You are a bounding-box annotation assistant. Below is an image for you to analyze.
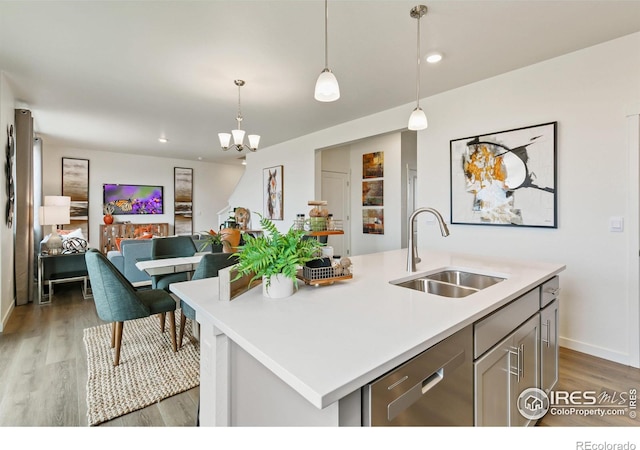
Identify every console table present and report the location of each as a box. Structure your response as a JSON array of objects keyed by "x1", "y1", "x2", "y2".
[
  {"x1": 99, "y1": 222, "x2": 169, "y2": 254},
  {"x1": 37, "y1": 252, "x2": 92, "y2": 304}
]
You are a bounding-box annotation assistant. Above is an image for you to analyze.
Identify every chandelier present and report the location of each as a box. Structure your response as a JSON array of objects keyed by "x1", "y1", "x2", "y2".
[{"x1": 218, "y1": 80, "x2": 260, "y2": 152}]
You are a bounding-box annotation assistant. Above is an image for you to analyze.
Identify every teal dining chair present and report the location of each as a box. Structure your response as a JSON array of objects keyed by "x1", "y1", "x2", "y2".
[
  {"x1": 85, "y1": 249, "x2": 177, "y2": 366},
  {"x1": 179, "y1": 252, "x2": 238, "y2": 348},
  {"x1": 150, "y1": 236, "x2": 197, "y2": 291}
]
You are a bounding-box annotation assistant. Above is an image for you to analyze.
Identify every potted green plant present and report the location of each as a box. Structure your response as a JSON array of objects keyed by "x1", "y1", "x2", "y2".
[
  {"x1": 198, "y1": 229, "x2": 227, "y2": 253},
  {"x1": 233, "y1": 213, "x2": 323, "y2": 298}
]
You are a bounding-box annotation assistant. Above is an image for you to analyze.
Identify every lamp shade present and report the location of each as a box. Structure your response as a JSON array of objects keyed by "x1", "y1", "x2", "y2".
[
  {"x1": 39, "y1": 206, "x2": 70, "y2": 226},
  {"x1": 44, "y1": 195, "x2": 71, "y2": 207},
  {"x1": 408, "y1": 107, "x2": 428, "y2": 131},
  {"x1": 248, "y1": 134, "x2": 261, "y2": 150},
  {"x1": 231, "y1": 129, "x2": 245, "y2": 146},
  {"x1": 314, "y1": 69, "x2": 340, "y2": 102},
  {"x1": 218, "y1": 133, "x2": 231, "y2": 149}
]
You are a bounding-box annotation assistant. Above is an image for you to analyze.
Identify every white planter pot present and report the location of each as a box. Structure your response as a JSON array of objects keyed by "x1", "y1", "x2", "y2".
[{"x1": 262, "y1": 274, "x2": 295, "y2": 299}]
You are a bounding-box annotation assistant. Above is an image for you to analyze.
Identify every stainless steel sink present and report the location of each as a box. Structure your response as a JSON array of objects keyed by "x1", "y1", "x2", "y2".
[
  {"x1": 425, "y1": 270, "x2": 504, "y2": 290},
  {"x1": 390, "y1": 269, "x2": 505, "y2": 298}
]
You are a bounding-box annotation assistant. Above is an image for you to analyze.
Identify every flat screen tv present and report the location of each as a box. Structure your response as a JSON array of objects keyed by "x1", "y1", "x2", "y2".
[{"x1": 103, "y1": 184, "x2": 164, "y2": 215}]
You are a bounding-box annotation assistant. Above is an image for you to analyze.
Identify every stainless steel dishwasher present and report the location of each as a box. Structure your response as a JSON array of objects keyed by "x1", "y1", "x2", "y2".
[{"x1": 362, "y1": 325, "x2": 473, "y2": 426}]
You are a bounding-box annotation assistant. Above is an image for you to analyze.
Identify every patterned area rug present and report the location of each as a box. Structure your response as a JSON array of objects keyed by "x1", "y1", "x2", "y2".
[{"x1": 83, "y1": 310, "x2": 199, "y2": 426}]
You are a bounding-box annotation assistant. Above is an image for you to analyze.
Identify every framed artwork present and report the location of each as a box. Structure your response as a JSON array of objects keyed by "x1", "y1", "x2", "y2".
[
  {"x1": 263, "y1": 165, "x2": 283, "y2": 220},
  {"x1": 62, "y1": 157, "x2": 89, "y2": 238},
  {"x1": 362, "y1": 180, "x2": 383, "y2": 206},
  {"x1": 5, "y1": 124, "x2": 14, "y2": 228},
  {"x1": 450, "y1": 121, "x2": 557, "y2": 228},
  {"x1": 362, "y1": 208, "x2": 384, "y2": 234},
  {"x1": 174, "y1": 167, "x2": 193, "y2": 235},
  {"x1": 362, "y1": 151, "x2": 384, "y2": 178}
]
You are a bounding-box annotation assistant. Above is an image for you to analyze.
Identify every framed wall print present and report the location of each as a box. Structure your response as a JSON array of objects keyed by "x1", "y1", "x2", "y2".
[
  {"x1": 174, "y1": 167, "x2": 193, "y2": 235},
  {"x1": 362, "y1": 151, "x2": 384, "y2": 178},
  {"x1": 362, "y1": 208, "x2": 384, "y2": 234},
  {"x1": 62, "y1": 157, "x2": 89, "y2": 238},
  {"x1": 263, "y1": 165, "x2": 283, "y2": 220},
  {"x1": 450, "y1": 121, "x2": 557, "y2": 228},
  {"x1": 362, "y1": 180, "x2": 383, "y2": 206}
]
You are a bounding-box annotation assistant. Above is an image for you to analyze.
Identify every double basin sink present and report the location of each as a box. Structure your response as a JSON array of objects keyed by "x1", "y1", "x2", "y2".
[{"x1": 390, "y1": 269, "x2": 505, "y2": 298}]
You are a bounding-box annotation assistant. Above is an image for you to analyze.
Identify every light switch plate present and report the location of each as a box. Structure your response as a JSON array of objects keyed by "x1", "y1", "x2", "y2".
[{"x1": 610, "y1": 216, "x2": 624, "y2": 232}]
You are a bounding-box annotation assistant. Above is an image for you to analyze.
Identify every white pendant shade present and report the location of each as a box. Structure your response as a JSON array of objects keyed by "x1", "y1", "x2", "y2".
[
  {"x1": 218, "y1": 133, "x2": 231, "y2": 149},
  {"x1": 408, "y1": 107, "x2": 428, "y2": 130},
  {"x1": 232, "y1": 129, "x2": 245, "y2": 146},
  {"x1": 314, "y1": 69, "x2": 340, "y2": 102},
  {"x1": 248, "y1": 134, "x2": 261, "y2": 149}
]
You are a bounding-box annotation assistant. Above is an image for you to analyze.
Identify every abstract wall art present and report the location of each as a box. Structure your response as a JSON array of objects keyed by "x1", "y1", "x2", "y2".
[
  {"x1": 62, "y1": 157, "x2": 89, "y2": 238},
  {"x1": 174, "y1": 167, "x2": 193, "y2": 235},
  {"x1": 450, "y1": 122, "x2": 557, "y2": 228},
  {"x1": 263, "y1": 165, "x2": 283, "y2": 220}
]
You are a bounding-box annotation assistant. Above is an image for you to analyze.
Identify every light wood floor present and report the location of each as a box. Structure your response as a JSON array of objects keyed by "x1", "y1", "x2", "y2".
[
  {"x1": 0, "y1": 281, "x2": 639, "y2": 427},
  {"x1": 0, "y1": 282, "x2": 197, "y2": 426}
]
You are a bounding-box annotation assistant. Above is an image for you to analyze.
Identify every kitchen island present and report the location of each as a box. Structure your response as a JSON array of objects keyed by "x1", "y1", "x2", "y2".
[{"x1": 170, "y1": 248, "x2": 565, "y2": 426}]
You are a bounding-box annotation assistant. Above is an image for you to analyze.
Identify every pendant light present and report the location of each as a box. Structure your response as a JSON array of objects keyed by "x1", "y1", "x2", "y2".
[
  {"x1": 408, "y1": 5, "x2": 428, "y2": 131},
  {"x1": 218, "y1": 80, "x2": 260, "y2": 152},
  {"x1": 314, "y1": 0, "x2": 340, "y2": 102}
]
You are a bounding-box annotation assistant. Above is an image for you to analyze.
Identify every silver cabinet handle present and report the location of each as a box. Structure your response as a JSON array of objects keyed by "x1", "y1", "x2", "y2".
[
  {"x1": 545, "y1": 287, "x2": 561, "y2": 296},
  {"x1": 508, "y1": 347, "x2": 521, "y2": 380},
  {"x1": 541, "y1": 319, "x2": 551, "y2": 348}
]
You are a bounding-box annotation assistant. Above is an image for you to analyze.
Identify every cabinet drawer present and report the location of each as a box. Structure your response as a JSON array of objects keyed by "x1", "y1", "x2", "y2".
[
  {"x1": 474, "y1": 287, "x2": 540, "y2": 359},
  {"x1": 540, "y1": 276, "x2": 560, "y2": 307}
]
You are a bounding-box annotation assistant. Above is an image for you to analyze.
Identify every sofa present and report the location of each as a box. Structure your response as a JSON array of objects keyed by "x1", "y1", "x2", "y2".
[{"x1": 107, "y1": 235, "x2": 212, "y2": 285}]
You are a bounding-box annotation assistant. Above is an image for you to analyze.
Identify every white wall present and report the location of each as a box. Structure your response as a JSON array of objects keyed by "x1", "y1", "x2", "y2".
[
  {"x1": 42, "y1": 145, "x2": 244, "y2": 249},
  {"x1": 0, "y1": 72, "x2": 16, "y2": 332},
  {"x1": 350, "y1": 132, "x2": 402, "y2": 255},
  {"x1": 231, "y1": 32, "x2": 640, "y2": 366}
]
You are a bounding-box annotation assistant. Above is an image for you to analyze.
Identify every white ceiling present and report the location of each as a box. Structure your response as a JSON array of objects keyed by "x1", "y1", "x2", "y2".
[{"x1": 1, "y1": 1, "x2": 639, "y2": 166}]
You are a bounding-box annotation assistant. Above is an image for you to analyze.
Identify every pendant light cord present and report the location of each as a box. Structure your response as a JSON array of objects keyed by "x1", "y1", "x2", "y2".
[
  {"x1": 415, "y1": 14, "x2": 421, "y2": 108},
  {"x1": 324, "y1": 0, "x2": 329, "y2": 69},
  {"x1": 237, "y1": 83, "x2": 242, "y2": 129}
]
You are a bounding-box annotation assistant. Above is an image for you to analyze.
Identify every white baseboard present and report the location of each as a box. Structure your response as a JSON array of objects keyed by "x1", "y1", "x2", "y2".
[{"x1": 560, "y1": 336, "x2": 637, "y2": 368}]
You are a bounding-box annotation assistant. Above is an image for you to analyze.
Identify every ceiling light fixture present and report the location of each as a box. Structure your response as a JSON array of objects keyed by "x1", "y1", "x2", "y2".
[
  {"x1": 158, "y1": 137, "x2": 168, "y2": 143},
  {"x1": 219, "y1": 80, "x2": 260, "y2": 152},
  {"x1": 314, "y1": 0, "x2": 340, "y2": 102},
  {"x1": 425, "y1": 52, "x2": 442, "y2": 64},
  {"x1": 408, "y1": 5, "x2": 428, "y2": 131}
]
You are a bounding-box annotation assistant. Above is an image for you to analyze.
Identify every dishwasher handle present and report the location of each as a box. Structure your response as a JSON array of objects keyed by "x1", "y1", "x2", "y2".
[{"x1": 387, "y1": 350, "x2": 464, "y2": 422}]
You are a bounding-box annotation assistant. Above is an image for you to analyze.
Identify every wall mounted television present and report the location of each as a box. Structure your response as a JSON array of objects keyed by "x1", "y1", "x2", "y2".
[{"x1": 103, "y1": 184, "x2": 164, "y2": 215}]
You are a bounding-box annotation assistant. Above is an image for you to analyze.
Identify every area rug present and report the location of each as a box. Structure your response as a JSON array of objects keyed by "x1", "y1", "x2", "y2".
[{"x1": 83, "y1": 310, "x2": 199, "y2": 426}]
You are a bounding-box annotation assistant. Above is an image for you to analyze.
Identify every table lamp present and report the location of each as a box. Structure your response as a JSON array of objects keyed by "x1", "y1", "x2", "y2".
[{"x1": 39, "y1": 196, "x2": 71, "y2": 255}]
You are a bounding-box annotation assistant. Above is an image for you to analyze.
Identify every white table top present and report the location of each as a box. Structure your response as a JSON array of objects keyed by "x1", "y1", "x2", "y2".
[
  {"x1": 170, "y1": 248, "x2": 565, "y2": 409},
  {"x1": 135, "y1": 254, "x2": 203, "y2": 275}
]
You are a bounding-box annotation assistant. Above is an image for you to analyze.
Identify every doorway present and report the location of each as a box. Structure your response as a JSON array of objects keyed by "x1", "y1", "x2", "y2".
[{"x1": 321, "y1": 170, "x2": 350, "y2": 257}]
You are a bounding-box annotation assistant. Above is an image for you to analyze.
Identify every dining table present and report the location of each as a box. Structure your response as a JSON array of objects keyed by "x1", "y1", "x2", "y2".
[{"x1": 135, "y1": 254, "x2": 204, "y2": 278}]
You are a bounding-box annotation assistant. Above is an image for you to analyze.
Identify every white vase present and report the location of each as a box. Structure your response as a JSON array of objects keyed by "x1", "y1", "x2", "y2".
[{"x1": 262, "y1": 274, "x2": 295, "y2": 299}]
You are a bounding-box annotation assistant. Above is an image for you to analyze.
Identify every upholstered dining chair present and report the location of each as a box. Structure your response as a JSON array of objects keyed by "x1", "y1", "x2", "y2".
[
  {"x1": 150, "y1": 235, "x2": 198, "y2": 291},
  {"x1": 85, "y1": 249, "x2": 177, "y2": 366},
  {"x1": 179, "y1": 252, "x2": 239, "y2": 348}
]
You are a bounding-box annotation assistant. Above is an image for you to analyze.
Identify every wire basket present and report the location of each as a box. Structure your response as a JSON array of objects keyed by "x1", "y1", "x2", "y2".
[{"x1": 300, "y1": 263, "x2": 352, "y2": 286}]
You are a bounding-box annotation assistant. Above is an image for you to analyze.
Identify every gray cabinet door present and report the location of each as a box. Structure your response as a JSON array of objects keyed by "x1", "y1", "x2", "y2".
[
  {"x1": 474, "y1": 334, "x2": 513, "y2": 426},
  {"x1": 511, "y1": 314, "x2": 540, "y2": 426},
  {"x1": 475, "y1": 313, "x2": 540, "y2": 426},
  {"x1": 540, "y1": 299, "x2": 559, "y2": 394}
]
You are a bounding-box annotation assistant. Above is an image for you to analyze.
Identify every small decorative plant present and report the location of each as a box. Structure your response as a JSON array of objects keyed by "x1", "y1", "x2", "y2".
[
  {"x1": 233, "y1": 213, "x2": 323, "y2": 289},
  {"x1": 198, "y1": 229, "x2": 228, "y2": 252},
  {"x1": 103, "y1": 203, "x2": 115, "y2": 215}
]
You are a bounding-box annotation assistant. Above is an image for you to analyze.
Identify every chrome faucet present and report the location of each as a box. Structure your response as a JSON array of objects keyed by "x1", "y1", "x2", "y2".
[{"x1": 407, "y1": 207, "x2": 450, "y2": 272}]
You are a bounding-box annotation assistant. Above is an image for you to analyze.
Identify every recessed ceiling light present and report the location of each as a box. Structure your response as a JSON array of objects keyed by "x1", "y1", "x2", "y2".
[
  {"x1": 197, "y1": 156, "x2": 203, "y2": 161},
  {"x1": 425, "y1": 52, "x2": 443, "y2": 64},
  {"x1": 158, "y1": 137, "x2": 168, "y2": 143}
]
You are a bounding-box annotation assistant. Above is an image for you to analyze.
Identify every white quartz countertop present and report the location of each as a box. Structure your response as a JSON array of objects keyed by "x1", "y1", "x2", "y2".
[{"x1": 170, "y1": 248, "x2": 565, "y2": 409}]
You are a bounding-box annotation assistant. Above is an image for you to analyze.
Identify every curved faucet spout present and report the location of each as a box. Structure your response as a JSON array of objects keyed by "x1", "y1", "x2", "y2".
[{"x1": 407, "y1": 207, "x2": 450, "y2": 272}]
